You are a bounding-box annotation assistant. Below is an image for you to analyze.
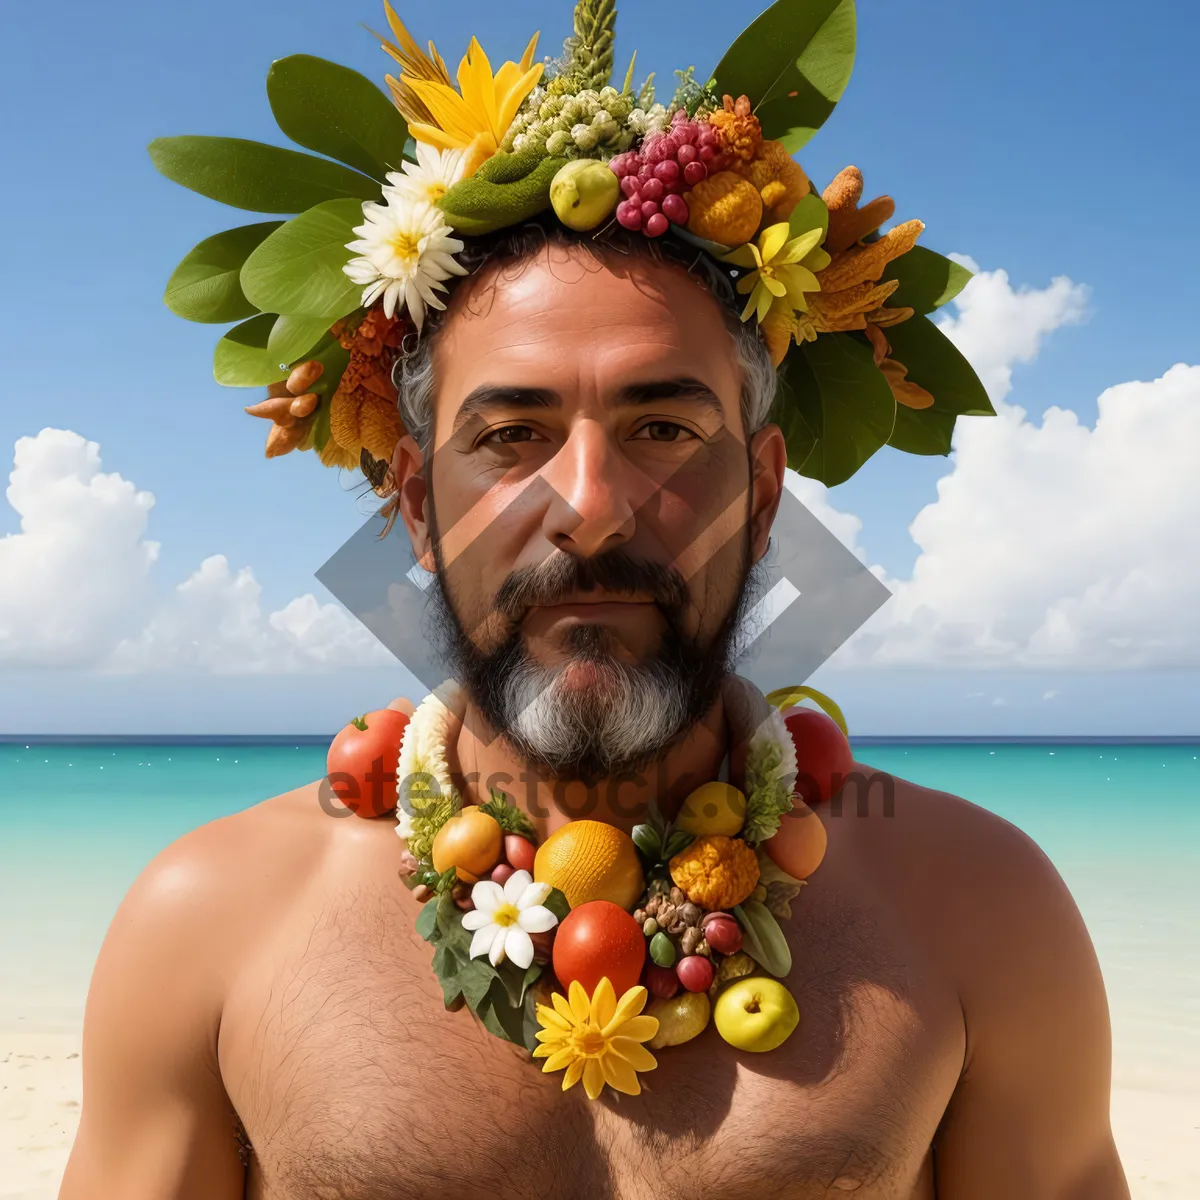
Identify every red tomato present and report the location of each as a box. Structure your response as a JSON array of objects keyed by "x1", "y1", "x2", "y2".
[
  {"x1": 553, "y1": 901, "x2": 646, "y2": 998},
  {"x1": 326, "y1": 709, "x2": 410, "y2": 819},
  {"x1": 783, "y1": 707, "x2": 854, "y2": 806}
]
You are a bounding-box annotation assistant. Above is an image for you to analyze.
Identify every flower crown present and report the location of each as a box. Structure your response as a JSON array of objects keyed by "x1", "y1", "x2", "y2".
[{"x1": 152, "y1": 0, "x2": 993, "y2": 490}]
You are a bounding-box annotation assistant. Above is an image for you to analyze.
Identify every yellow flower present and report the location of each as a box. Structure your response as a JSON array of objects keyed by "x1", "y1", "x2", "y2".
[
  {"x1": 722, "y1": 223, "x2": 830, "y2": 326},
  {"x1": 378, "y1": 4, "x2": 542, "y2": 178},
  {"x1": 533, "y1": 979, "x2": 659, "y2": 1100}
]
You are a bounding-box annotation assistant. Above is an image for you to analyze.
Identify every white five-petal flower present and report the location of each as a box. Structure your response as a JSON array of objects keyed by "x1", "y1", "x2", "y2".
[
  {"x1": 343, "y1": 193, "x2": 467, "y2": 331},
  {"x1": 461, "y1": 870, "x2": 558, "y2": 970},
  {"x1": 385, "y1": 145, "x2": 468, "y2": 208}
]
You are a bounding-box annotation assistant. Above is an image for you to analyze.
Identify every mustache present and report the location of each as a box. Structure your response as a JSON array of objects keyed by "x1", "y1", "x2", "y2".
[{"x1": 491, "y1": 551, "x2": 689, "y2": 622}]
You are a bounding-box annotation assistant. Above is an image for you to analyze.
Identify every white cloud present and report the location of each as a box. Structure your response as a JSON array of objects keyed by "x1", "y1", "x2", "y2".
[
  {"x1": 0, "y1": 429, "x2": 387, "y2": 672},
  {"x1": 830, "y1": 263, "x2": 1200, "y2": 669},
  {"x1": 938, "y1": 254, "x2": 1089, "y2": 402}
]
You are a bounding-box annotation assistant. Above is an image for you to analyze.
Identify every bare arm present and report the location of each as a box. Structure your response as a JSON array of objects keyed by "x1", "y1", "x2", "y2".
[
  {"x1": 934, "y1": 812, "x2": 1129, "y2": 1198},
  {"x1": 60, "y1": 827, "x2": 246, "y2": 1199}
]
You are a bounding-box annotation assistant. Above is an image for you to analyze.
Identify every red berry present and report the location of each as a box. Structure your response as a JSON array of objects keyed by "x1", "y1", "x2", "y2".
[
  {"x1": 645, "y1": 963, "x2": 679, "y2": 999},
  {"x1": 641, "y1": 177, "x2": 665, "y2": 202},
  {"x1": 637, "y1": 162, "x2": 655, "y2": 182},
  {"x1": 698, "y1": 128, "x2": 718, "y2": 149},
  {"x1": 684, "y1": 161, "x2": 708, "y2": 186},
  {"x1": 698, "y1": 144, "x2": 716, "y2": 163},
  {"x1": 620, "y1": 175, "x2": 641, "y2": 200},
  {"x1": 640, "y1": 200, "x2": 660, "y2": 223},
  {"x1": 676, "y1": 955, "x2": 714, "y2": 992},
  {"x1": 645, "y1": 212, "x2": 669, "y2": 238},
  {"x1": 655, "y1": 160, "x2": 680, "y2": 183},
  {"x1": 490, "y1": 863, "x2": 515, "y2": 886},
  {"x1": 701, "y1": 916, "x2": 742, "y2": 955},
  {"x1": 504, "y1": 833, "x2": 536, "y2": 874},
  {"x1": 616, "y1": 200, "x2": 643, "y2": 230},
  {"x1": 662, "y1": 193, "x2": 689, "y2": 224},
  {"x1": 677, "y1": 143, "x2": 698, "y2": 166}
]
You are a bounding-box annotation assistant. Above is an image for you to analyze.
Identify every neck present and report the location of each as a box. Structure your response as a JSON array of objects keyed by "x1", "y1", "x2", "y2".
[{"x1": 451, "y1": 695, "x2": 731, "y2": 838}]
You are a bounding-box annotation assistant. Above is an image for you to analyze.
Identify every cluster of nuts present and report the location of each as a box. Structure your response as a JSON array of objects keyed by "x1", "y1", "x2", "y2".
[{"x1": 634, "y1": 886, "x2": 710, "y2": 959}]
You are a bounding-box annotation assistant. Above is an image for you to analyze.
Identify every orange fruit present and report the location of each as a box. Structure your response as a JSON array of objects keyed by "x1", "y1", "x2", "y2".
[
  {"x1": 432, "y1": 806, "x2": 503, "y2": 883},
  {"x1": 534, "y1": 820, "x2": 644, "y2": 911},
  {"x1": 763, "y1": 800, "x2": 827, "y2": 880},
  {"x1": 553, "y1": 901, "x2": 646, "y2": 997}
]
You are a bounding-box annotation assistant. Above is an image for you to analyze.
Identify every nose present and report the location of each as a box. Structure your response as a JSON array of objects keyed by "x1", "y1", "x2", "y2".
[{"x1": 540, "y1": 420, "x2": 640, "y2": 558}]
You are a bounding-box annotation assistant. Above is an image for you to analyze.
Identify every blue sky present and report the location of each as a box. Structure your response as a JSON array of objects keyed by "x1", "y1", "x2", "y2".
[{"x1": 0, "y1": 0, "x2": 1197, "y2": 734}]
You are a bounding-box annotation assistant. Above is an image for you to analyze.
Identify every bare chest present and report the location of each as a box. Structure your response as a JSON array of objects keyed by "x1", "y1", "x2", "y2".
[{"x1": 219, "y1": 874, "x2": 963, "y2": 1200}]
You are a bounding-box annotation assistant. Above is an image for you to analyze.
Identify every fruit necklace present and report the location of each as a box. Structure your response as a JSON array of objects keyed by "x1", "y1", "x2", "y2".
[{"x1": 390, "y1": 676, "x2": 846, "y2": 1101}]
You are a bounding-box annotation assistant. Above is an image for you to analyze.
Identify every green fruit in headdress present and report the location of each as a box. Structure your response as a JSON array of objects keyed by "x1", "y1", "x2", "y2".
[
  {"x1": 550, "y1": 160, "x2": 620, "y2": 231},
  {"x1": 439, "y1": 151, "x2": 569, "y2": 236}
]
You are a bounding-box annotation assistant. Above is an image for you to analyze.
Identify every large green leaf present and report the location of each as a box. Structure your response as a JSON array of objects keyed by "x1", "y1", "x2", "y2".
[
  {"x1": 267, "y1": 55, "x2": 409, "y2": 182},
  {"x1": 163, "y1": 222, "x2": 282, "y2": 324},
  {"x1": 711, "y1": 0, "x2": 856, "y2": 152},
  {"x1": 783, "y1": 332, "x2": 895, "y2": 486},
  {"x1": 148, "y1": 136, "x2": 380, "y2": 213},
  {"x1": 305, "y1": 334, "x2": 353, "y2": 452},
  {"x1": 788, "y1": 189, "x2": 829, "y2": 239},
  {"x1": 880, "y1": 247, "x2": 973, "y2": 316},
  {"x1": 887, "y1": 406, "x2": 956, "y2": 456},
  {"x1": 266, "y1": 314, "x2": 331, "y2": 366},
  {"x1": 768, "y1": 382, "x2": 817, "y2": 473},
  {"x1": 240, "y1": 199, "x2": 364, "y2": 321},
  {"x1": 884, "y1": 317, "x2": 995, "y2": 416},
  {"x1": 213, "y1": 314, "x2": 289, "y2": 387}
]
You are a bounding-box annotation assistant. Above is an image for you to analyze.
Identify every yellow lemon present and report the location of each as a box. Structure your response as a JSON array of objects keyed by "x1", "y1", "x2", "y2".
[
  {"x1": 534, "y1": 820, "x2": 644, "y2": 911},
  {"x1": 675, "y1": 782, "x2": 746, "y2": 837}
]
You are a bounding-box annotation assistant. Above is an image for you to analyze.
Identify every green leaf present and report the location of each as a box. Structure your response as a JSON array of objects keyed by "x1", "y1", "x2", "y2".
[
  {"x1": 163, "y1": 222, "x2": 282, "y2": 323},
  {"x1": 711, "y1": 0, "x2": 856, "y2": 152},
  {"x1": 267, "y1": 55, "x2": 409, "y2": 183},
  {"x1": 768, "y1": 383, "x2": 818, "y2": 473},
  {"x1": 884, "y1": 317, "x2": 995, "y2": 417},
  {"x1": 543, "y1": 888, "x2": 571, "y2": 924},
  {"x1": 303, "y1": 333, "x2": 352, "y2": 452},
  {"x1": 480, "y1": 789, "x2": 537, "y2": 840},
  {"x1": 788, "y1": 189, "x2": 829, "y2": 239},
  {"x1": 880, "y1": 247, "x2": 973, "y2": 315},
  {"x1": 783, "y1": 332, "x2": 895, "y2": 486},
  {"x1": 475, "y1": 977, "x2": 528, "y2": 1045},
  {"x1": 266, "y1": 315, "x2": 330, "y2": 366},
  {"x1": 148, "y1": 136, "x2": 380, "y2": 213},
  {"x1": 887, "y1": 407, "x2": 956, "y2": 457},
  {"x1": 415, "y1": 897, "x2": 438, "y2": 942},
  {"x1": 213, "y1": 314, "x2": 289, "y2": 387},
  {"x1": 240, "y1": 198, "x2": 364, "y2": 321}
]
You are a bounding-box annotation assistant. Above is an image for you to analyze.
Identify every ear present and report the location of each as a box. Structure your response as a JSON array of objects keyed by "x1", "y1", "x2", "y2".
[
  {"x1": 391, "y1": 433, "x2": 435, "y2": 571},
  {"x1": 747, "y1": 423, "x2": 787, "y2": 564}
]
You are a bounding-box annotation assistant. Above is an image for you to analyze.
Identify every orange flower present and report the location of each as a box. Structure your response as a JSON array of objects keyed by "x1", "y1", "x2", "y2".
[
  {"x1": 669, "y1": 835, "x2": 760, "y2": 910},
  {"x1": 708, "y1": 94, "x2": 763, "y2": 163}
]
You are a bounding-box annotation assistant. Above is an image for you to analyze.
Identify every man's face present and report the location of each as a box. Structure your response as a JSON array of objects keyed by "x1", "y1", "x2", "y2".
[{"x1": 395, "y1": 243, "x2": 786, "y2": 776}]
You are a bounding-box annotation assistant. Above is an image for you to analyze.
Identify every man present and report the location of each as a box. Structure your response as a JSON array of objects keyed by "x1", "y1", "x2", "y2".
[{"x1": 61, "y1": 228, "x2": 1129, "y2": 1198}]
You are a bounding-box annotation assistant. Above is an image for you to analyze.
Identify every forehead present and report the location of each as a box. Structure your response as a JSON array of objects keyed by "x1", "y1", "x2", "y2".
[{"x1": 429, "y1": 246, "x2": 744, "y2": 429}]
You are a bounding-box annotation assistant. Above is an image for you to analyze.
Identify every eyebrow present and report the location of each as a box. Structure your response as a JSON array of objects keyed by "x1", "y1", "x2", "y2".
[{"x1": 451, "y1": 376, "x2": 725, "y2": 435}]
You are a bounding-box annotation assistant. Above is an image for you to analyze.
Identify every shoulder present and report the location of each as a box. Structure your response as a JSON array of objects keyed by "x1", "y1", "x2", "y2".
[{"x1": 838, "y1": 761, "x2": 1105, "y2": 1054}]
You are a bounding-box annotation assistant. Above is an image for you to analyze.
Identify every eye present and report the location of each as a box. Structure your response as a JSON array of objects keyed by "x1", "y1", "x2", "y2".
[
  {"x1": 632, "y1": 421, "x2": 699, "y2": 443},
  {"x1": 480, "y1": 424, "x2": 539, "y2": 446}
]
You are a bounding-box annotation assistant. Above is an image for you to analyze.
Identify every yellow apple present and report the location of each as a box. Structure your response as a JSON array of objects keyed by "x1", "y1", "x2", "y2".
[{"x1": 713, "y1": 976, "x2": 799, "y2": 1052}]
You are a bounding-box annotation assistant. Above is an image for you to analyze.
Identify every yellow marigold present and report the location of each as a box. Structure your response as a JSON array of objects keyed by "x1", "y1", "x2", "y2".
[
  {"x1": 669, "y1": 835, "x2": 760, "y2": 910},
  {"x1": 732, "y1": 141, "x2": 810, "y2": 225},
  {"x1": 708, "y1": 94, "x2": 763, "y2": 163},
  {"x1": 686, "y1": 171, "x2": 763, "y2": 248}
]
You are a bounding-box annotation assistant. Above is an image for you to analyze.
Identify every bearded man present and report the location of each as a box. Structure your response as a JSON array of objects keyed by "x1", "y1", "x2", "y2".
[{"x1": 62, "y1": 225, "x2": 1130, "y2": 1198}]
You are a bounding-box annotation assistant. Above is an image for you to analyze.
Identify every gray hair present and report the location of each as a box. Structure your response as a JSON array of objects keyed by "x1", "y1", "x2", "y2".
[{"x1": 393, "y1": 221, "x2": 779, "y2": 453}]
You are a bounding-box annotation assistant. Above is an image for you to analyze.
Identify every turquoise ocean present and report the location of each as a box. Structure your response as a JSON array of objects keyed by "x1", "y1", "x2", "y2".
[{"x1": 2, "y1": 739, "x2": 1198, "y2": 1103}]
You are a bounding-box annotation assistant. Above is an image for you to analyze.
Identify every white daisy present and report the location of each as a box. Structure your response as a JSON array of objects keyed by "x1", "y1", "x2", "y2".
[
  {"x1": 461, "y1": 870, "x2": 559, "y2": 969},
  {"x1": 343, "y1": 194, "x2": 467, "y2": 330},
  {"x1": 385, "y1": 145, "x2": 468, "y2": 207}
]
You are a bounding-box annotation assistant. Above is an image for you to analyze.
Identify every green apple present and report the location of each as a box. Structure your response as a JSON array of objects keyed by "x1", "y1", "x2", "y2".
[
  {"x1": 550, "y1": 160, "x2": 620, "y2": 231},
  {"x1": 713, "y1": 976, "x2": 799, "y2": 1052}
]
